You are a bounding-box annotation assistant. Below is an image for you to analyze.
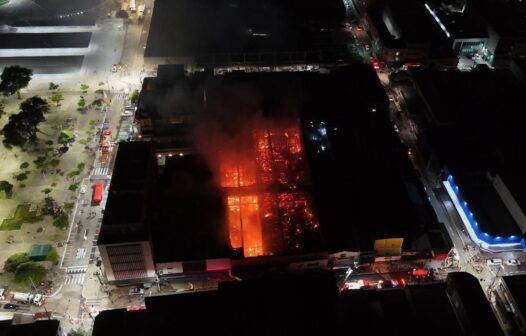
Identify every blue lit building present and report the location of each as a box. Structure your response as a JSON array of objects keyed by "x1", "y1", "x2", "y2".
[{"x1": 444, "y1": 173, "x2": 526, "y2": 251}]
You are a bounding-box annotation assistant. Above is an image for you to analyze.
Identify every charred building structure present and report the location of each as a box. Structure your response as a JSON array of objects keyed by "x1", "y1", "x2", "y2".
[{"x1": 98, "y1": 64, "x2": 449, "y2": 284}]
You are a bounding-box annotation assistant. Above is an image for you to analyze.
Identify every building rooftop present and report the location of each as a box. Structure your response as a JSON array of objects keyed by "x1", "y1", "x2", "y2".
[
  {"x1": 410, "y1": 67, "x2": 526, "y2": 173},
  {"x1": 453, "y1": 172, "x2": 523, "y2": 238},
  {"x1": 0, "y1": 0, "x2": 102, "y2": 26},
  {"x1": 0, "y1": 56, "x2": 84, "y2": 75},
  {"x1": 145, "y1": 0, "x2": 346, "y2": 60},
  {"x1": 151, "y1": 155, "x2": 232, "y2": 263},
  {"x1": 469, "y1": 0, "x2": 526, "y2": 37},
  {"x1": 97, "y1": 142, "x2": 155, "y2": 245},
  {"x1": 299, "y1": 67, "x2": 443, "y2": 252},
  {"x1": 0, "y1": 33, "x2": 91, "y2": 49},
  {"x1": 0, "y1": 319, "x2": 61, "y2": 336},
  {"x1": 502, "y1": 275, "x2": 526, "y2": 320},
  {"x1": 93, "y1": 271, "x2": 499, "y2": 336}
]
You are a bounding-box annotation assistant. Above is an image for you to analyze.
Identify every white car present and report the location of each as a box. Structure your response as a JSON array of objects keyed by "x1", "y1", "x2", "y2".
[
  {"x1": 505, "y1": 259, "x2": 521, "y2": 266},
  {"x1": 486, "y1": 258, "x2": 503, "y2": 266},
  {"x1": 121, "y1": 111, "x2": 133, "y2": 117},
  {"x1": 80, "y1": 184, "x2": 87, "y2": 194}
]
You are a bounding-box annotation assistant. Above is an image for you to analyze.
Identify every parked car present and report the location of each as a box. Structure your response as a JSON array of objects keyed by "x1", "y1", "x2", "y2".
[
  {"x1": 111, "y1": 64, "x2": 118, "y2": 73},
  {"x1": 486, "y1": 258, "x2": 503, "y2": 266},
  {"x1": 80, "y1": 184, "x2": 87, "y2": 194},
  {"x1": 128, "y1": 287, "x2": 144, "y2": 295},
  {"x1": 505, "y1": 259, "x2": 521, "y2": 266},
  {"x1": 121, "y1": 111, "x2": 133, "y2": 117},
  {"x1": 3, "y1": 303, "x2": 18, "y2": 310}
]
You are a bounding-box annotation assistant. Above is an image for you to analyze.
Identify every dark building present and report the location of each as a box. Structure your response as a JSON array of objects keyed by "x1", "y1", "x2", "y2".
[
  {"x1": 407, "y1": 67, "x2": 526, "y2": 249},
  {"x1": 364, "y1": 0, "x2": 459, "y2": 67},
  {"x1": 495, "y1": 274, "x2": 526, "y2": 334},
  {"x1": 97, "y1": 142, "x2": 157, "y2": 284},
  {"x1": 0, "y1": 318, "x2": 61, "y2": 336},
  {"x1": 144, "y1": 0, "x2": 349, "y2": 69},
  {"x1": 98, "y1": 64, "x2": 449, "y2": 283},
  {"x1": 0, "y1": 0, "x2": 102, "y2": 74},
  {"x1": 93, "y1": 271, "x2": 502, "y2": 336},
  {"x1": 466, "y1": 0, "x2": 526, "y2": 66}
]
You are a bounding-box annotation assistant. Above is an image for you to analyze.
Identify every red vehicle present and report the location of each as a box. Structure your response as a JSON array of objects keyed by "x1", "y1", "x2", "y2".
[{"x1": 92, "y1": 182, "x2": 104, "y2": 205}]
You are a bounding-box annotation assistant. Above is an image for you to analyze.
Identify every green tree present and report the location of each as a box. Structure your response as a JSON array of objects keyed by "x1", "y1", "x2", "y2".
[
  {"x1": 50, "y1": 93, "x2": 64, "y2": 107},
  {"x1": 2, "y1": 96, "x2": 49, "y2": 147},
  {"x1": 77, "y1": 97, "x2": 86, "y2": 108},
  {"x1": 0, "y1": 66, "x2": 32, "y2": 99},
  {"x1": 52, "y1": 212, "x2": 69, "y2": 229},
  {"x1": 4, "y1": 252, "x2": 29, "y2": 272},
  {"x1": 45, "y1": 248, "x2": 59, "y2": 264},
  {"x1": 80, "y1": 84, "x2": 89, "y2": 93},
  {"x1": 48, "y1": 82, "x2": 59, "y2": 91},
  {"x1": 0, "y1": 180, "x2": 13, "y2": 197},
  {"x1": 69, "y1": 328, "x2": 89, "y2": 336},
  {"x1": 20, "y1": 162, "x2": 29, "y2": 169},
  {"x1": 14, "y1": 261, "x2": 47, "y2": 285},
  {"x1": 130, "y1": 89, "x2": 139, "y2": 105},
  {"x1": 41, "y1": 188, "x2": 52, "y2": 195},
  {"x1": 0, "y1": 100, "x2": 5, "y2": 119}
]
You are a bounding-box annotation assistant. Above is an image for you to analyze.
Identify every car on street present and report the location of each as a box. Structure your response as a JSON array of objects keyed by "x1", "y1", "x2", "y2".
[
  {"x1": 505, "y1": 259, "x2": 521, "y2": 266},
  {"x1": 3, "y1": 303, "x2": 18, "y2": 310},
  {"x1": 80, "y1": 184, "x2": 87, "y2": 194},
  {"x1": 111, "y1": 64, "x2": 118, "y2": 73},
  {"x1": 129, "y1": 287, "x2": 144, "y2": 295},
  {"x1": 121, "y1": 111, "x2": 133, "y2": 117},
  {"x1": 487, "y1": 258, "x2": 503, "y2": 266}
]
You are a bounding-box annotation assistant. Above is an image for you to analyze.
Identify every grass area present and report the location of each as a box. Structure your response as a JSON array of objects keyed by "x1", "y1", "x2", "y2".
[
  {"x1": 0, "y1": 0, "x2": 9, "y2": 6},
  {"x1": 0, "y1": 204, "x2": 43, "y2": 230}
]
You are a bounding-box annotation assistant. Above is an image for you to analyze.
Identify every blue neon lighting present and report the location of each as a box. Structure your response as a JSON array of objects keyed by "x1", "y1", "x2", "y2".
[{"x1": 447, "y1": 174, "x2": 526, "y2": 248}]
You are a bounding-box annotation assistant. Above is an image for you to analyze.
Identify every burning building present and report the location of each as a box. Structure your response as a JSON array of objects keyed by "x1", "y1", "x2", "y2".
[{"x1": 219, "y1": 120, "x2": 319, "y2": 257}]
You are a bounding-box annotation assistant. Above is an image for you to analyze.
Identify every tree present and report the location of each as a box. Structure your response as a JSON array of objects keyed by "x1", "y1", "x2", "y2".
[
  {"x1": 0, "y1": 180, "x2": 13, "y2": 197},
  {"x1": 130, "y1": 89, "x2": 139, "y2": 105},
  {"x1": 50, "y1": 93, "x2": 64, "y2": 107},
  {"x1": 52, "y1": 212, "x2": 68, "y2": 229},
  {"x1": 2, "y1": 96, "x2": 49, "y2": 147},
  {"x1": 48, "y1": 82, "x2": 59, "y2": 91},
  {"x1": 45, "y1": 248, "x2": 59, "y2": 264},
  {"x1": 80, "y1": 84, "x2": 89, "y2": 93},
  {"x1": 14, "y1": 261, "x2": 47, "y2": 285},
  {"x1": 69, "y1": 328, "x2": 89, "y2": 336},
  {"x1": 0, "y1": 100, "x2": 5, "y2": 119},
  {"x1": 0, "y1": 66, "x2": 33, "y2": 98},
  {"x1": 4, "y1": 252, "x2": 30, "y2": 272}
]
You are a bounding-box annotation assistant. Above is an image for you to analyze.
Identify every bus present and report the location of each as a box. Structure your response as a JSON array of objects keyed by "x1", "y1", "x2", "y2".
[{"x1": 93, "y1": 182, "x2": 104, "y2": 205}]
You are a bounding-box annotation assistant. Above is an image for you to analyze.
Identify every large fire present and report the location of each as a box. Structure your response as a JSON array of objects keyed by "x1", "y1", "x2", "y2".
[{"x1": 220, "y1": 122, "x2": 318, "y2": 257}]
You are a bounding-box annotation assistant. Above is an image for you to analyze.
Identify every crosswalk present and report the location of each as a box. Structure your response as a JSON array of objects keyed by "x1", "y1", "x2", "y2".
[
  {"x1": 91, "y1": 167, "x2": 109, "y2": 177},
  {"x1": 64, "y1": 266, "x2": 87, "y2": 285},
  {"x1": 85, "y1": 298, "x2": 102, "y2": 307},
  {"x1": 76, "y1": 248, "x2": 87, "y2": 259},
  {"x1": 65, "y1": 273, "x2": 85, "y2": 285}
]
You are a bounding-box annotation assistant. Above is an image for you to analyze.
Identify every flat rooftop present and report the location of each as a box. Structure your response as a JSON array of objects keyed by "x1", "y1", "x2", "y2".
[
  {"x1": 98, "y1": 142, "x2": 155, "y2": 245},
  {"x1": 503, "y1": 275, "x2": 526, "y2": 320},
  {"x1": 0, "y1": 56, "x2": 84, "y2": 74},
  {"x1": 299, "y1": 67, "x2": 442, "y2": 251},
  {"x1": 0, "y1": 0, "x2": 102, "y2": 26},
  {"x1": 145, "y1": 0, "x2": 346, "y2": 59},
  {"x1": 0, "y1": 32, "x2": 91, "y2": 49},
  {"x1": 151, "y1": 155, "x2": 232, "y2": 263},
  {"x1": 93, "y1": 271, "x2": 498, "y2": 336},
  {"x1": 454, "y1": 172, "x2": 522, "y2": 237},
  {"x1": 410, "y1": 67, "x2": 526, "y2": 173},
  {"x1": 469, "y1": 0, "x2": 526, "y2": 37}
]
